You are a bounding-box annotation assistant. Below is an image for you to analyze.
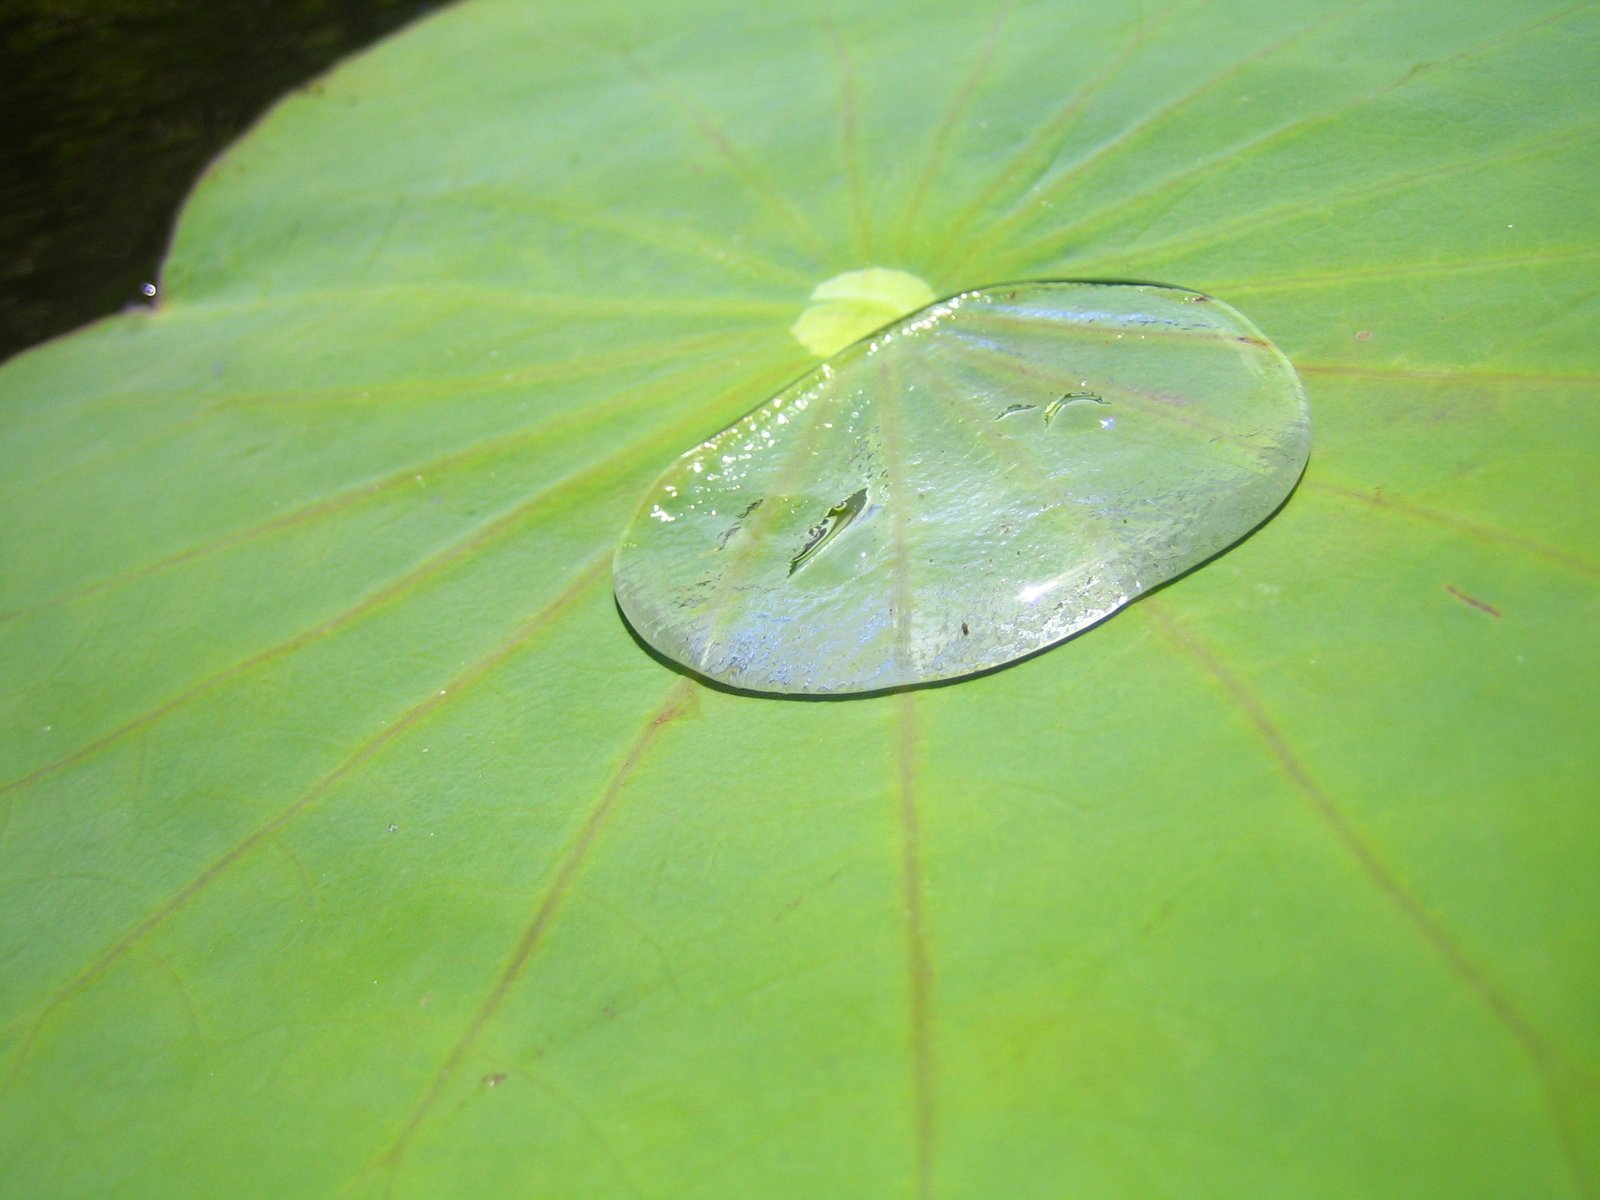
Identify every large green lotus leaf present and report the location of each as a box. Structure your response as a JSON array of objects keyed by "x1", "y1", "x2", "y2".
[{"x1": 2, "y1": 1, "x2": 1597, "y2": 1196}]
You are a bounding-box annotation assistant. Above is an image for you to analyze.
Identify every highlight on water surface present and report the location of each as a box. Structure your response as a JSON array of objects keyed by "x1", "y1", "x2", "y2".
[{"x1": 613, "y1": 280, "x2": 1310, "y2": 696}]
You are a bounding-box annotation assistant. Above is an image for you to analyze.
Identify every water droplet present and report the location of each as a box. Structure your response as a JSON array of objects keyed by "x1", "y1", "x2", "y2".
[
  {"x1": 614, "y1": 281, "x2": 1310, "y2": 695},
  {"x1": 788, "y1": 487, "x2": 868, "y2": 575},
  {"x1": 1041, "y1": 391, "x2": 1106, "y2": 426},
  {"x1": 140, "y1": 282, "x2": 157, "y2": 298}
]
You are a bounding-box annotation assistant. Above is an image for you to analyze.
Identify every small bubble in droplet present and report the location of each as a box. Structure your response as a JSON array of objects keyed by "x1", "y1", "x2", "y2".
[{"x1": 140, "y1": 282, "x2": 157, "y2": 297}]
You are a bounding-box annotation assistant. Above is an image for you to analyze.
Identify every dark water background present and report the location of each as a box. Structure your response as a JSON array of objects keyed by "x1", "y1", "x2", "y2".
[{"x1": 0, "y1": 0, "x2": 440, "y2": 364}]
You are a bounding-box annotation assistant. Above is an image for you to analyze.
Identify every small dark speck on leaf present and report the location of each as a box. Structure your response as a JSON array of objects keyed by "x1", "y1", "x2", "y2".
[
  {"x1": 484, "y1": 1073, "x2": 507, "y2": 1088},
  {"x1": 1446, "y1": 585, "x2": 1502, "y2": 618},
  {"x1": 1355, "y1": 330, "x2": 1373, "y2": 341},
  {"x1": 961, "y1": 622, "x2": 970, "y2": 636}
]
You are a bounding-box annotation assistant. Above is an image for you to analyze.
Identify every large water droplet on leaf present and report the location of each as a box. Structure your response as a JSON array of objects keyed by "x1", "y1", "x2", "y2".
[{"x1": 614, "y1": 281, "x2": 1310, "y2": 696}]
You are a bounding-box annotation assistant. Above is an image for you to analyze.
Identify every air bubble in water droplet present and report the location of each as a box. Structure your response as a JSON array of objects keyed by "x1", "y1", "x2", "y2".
[{"x1": 613, "y1": 280, "x2": 1309, "y2": 695}]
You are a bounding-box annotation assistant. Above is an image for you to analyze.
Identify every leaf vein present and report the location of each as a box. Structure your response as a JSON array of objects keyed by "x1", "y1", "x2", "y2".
[
  {"x1": 1, "y1": 346, "x2": 739, "y2": 624},
  {"x1": 0, "y1": 557, "x2": 611, "y2": 1088},
  {"x1": 894, "y1": 690, "x2": 935, "y2": 1200},
  {"x1": 352, "y1": 677, "x2": 699, "y2": 1196},
  {"x1": 949, "y1": 0, "x2": 1364, "y2": 276},
  {"x1": 1304, "y1": 479, "x2": 1600, "y2": 579},
  {"x1": 1142, "y1": 598, "x2": 1594, "y2": 1199},
  {"x1": 0, "y1": 360, "x2": 796, "y2": 800}
]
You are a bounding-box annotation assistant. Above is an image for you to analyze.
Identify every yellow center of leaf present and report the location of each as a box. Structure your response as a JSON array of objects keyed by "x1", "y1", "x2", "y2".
[{"x1": 790, "y1": 267, "x2": 936, "y2": 357}]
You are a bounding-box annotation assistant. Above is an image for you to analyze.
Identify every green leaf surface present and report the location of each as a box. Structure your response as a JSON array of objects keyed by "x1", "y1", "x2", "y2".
[{"x1": 2, "y1": 1, "x2": 1596, "y2": 1196}]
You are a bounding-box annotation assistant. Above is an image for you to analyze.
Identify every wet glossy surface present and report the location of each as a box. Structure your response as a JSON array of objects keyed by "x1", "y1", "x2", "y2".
[{"x1": 614, "y1": 281, "x2": 1310, "y2": 695}]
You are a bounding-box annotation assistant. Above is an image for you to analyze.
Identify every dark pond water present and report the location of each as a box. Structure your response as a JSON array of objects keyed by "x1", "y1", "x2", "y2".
[{"x1": 0, "y1": 0, "x2": 440, "y2": 363}]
